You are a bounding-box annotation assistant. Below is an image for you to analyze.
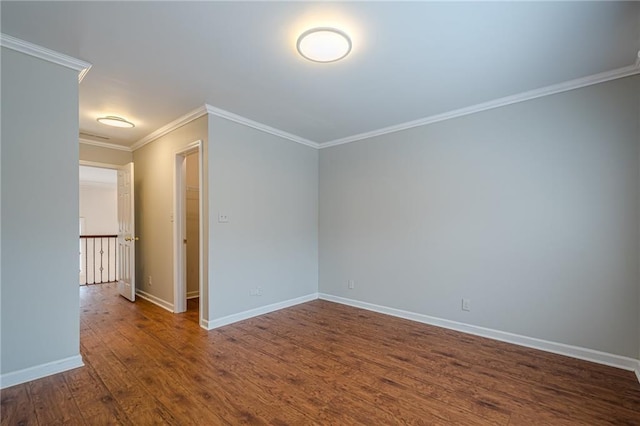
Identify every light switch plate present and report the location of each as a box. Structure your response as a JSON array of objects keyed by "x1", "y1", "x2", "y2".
[{"x1": 462, "y1": 298, "x2": 471, "y2": 311}]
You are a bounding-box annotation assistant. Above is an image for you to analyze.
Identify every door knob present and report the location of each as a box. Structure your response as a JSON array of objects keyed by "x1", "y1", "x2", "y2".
[{"x1": 124, "y1": 236, "x2": 139, "y2": 242}]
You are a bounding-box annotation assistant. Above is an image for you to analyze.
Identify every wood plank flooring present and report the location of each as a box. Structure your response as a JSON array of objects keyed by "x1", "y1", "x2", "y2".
[{"x1": 2, "y1": 283, "x2": 640, "y2": 425}]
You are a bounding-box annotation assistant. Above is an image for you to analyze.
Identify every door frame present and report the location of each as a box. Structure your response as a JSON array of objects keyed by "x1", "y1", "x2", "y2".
[
  {"x1": 80, "y1": 160, "x2": 122, "y2": 170},
  {"x1": 173, "y1": 140, "x2": 204, "y2": 320},
  {"x1": 79, "y1": 160, "x2": 121, "y2": 286}
]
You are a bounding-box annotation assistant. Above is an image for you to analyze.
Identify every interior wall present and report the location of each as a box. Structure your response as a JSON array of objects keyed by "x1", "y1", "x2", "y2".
[
  {"x1": 319, "y1": 75, "x2": 640, "y2": 358},
  {"x1": 208, "y1": 115, "x2": 318, "y2": 320},
  {"x1": 1, "y1": 48, "x2": 81, "y2": 374},
  {"x1": 132, "y1": 117, "x2": 208, "y2": 317},
  {"x1": 79, "y1": 184, "x2": 118, "y2": 235},
  {"x1": 186, "y1": 152, "x2": 200, "y2": 298},
  {"x1": 80, "y1": 143, "x2": 132, "y2": 165}
]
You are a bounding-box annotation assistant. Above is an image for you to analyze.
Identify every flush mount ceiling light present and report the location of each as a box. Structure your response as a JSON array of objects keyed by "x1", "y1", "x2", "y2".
[
  {"x1": 97, "y1": 116, "x2": 135, "y2": 128},
  {"x1": 297, "y1": 27, "x2": 352, "y2": 63}
]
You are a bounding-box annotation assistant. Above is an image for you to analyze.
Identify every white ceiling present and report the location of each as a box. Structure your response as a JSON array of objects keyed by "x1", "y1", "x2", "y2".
[{"x1": 2, "y1": 2, "x2": 639, "y2": 148}]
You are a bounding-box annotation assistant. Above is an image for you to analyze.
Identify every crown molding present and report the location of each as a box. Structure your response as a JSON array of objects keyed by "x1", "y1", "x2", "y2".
[
  {"x1": 131, "y1": 105, "x2": 209, "y2": 151},
  {"x1": 126, "y1": 54, "x2": 640, "y2": 153},
  {"x1": 205, "y1": 104, "x2": 319, "y2": 149},
  {"x1": 80, "y1": 138, "x2": 132, "y2": 152},
  {"x1": 0, "y1": 33, "x2": 92, "y2": 83},
  {"x1": 132, "y1": 104, "x2": 319, "y2": 152},
  {"x1": 320, "y1": 62, "x2": 640, "y2": 149}
]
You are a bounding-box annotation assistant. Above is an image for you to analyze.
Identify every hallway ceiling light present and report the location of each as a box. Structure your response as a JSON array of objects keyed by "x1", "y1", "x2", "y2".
[
  {"x1": 97, "y1": 116, "x2": 135, "y2": 128},
  {"x1": 297, "y1": 28, "x2": 352, "y2": 63}
]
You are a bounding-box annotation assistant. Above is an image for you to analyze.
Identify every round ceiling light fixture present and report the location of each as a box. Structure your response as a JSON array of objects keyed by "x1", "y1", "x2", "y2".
[
  {"x1": 97, "y1": 116, "x2": 135, "y2": 128},
  {"x1": 297, "y1": 27, "x2": 352, "y2": 63}
]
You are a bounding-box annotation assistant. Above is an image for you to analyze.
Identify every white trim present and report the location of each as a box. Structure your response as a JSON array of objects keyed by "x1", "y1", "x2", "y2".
[
  {"x1": 204, "y1": 293, "x2": 319, "y2": 330},
  {"x1": 78, "y1": 67, "x2": 91, "y2": 83},
  {"x1": 635, "y1": 367, "x2": 640, "y2": 384},
  {"x1": 197, "y1": 144, "x2": 205, "y2": 326},
  {"x1": 173, "y1": 151, "x2": 187, "y2": 313},
  {"x1": 318, "y1": 293, "x2": 640, "y2": 378},
  {"x1": 187, "y1": 291, "x2": 200, "y2": 299},
  {"x1": 79, "y1": 160, "x2": 123, "y2": 170},
  {"x1": 205, "y1": 104, "x2": 319, "y2": 149},
  {"x1": 130, "y1": 61, "x2": 640, "y2": 153},
  {"x1": 0, "y1": 33, "x2": 91, "y2": 82},
  {"x1": 131, "y1": 106, "x2": 208, "y2": 151},
  {"x1": 135, "y1": 289, "x2": 174, "y2": 313},
  {"x1": 80, "y1": 138, "x2": 132, "y2": 152},
  {"x1": 319, "y1": 63, "x2": 640, "y2": 149},
  {"x1": 173, "y1": 141, "x2": 205, "y2": 328},
  {"x1": 0, "y1": 355, "x2": 84, "y2": 389}
]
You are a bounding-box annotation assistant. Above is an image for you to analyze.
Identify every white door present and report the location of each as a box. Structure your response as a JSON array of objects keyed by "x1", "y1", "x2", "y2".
[{"x1": 117, "y1": 162, "x2": 136, "y2": 301}]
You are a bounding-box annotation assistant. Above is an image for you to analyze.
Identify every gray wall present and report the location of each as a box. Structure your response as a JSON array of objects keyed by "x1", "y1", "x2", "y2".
[
  {"x1": 208, "y1": 115, "x2": 318, "y2": 319},
  {"x1": 1, "y1": 48, "x2": 81, "y2": 373},
  {"x1": 319, "y1": 76, "x2": 640, "y2": 358},
  {"x1": 132, "y1": 116, "x2": 209, "y2": 317}
]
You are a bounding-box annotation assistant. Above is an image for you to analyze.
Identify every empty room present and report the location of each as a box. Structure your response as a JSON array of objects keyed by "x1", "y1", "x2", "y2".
[{"x1": 1, "y1": 1, "x2": 640, "y2": 424}]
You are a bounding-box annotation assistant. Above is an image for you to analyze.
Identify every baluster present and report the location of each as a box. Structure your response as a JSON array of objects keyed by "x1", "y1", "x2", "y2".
[
  {"x1": 85, "y1": 238, "x2": 88, "y2": 285},
  {"x1": 79, "y1": 235, "x2": 118, "y2": 285},
  {"x1": 99, "y1": 238, "x2": 104, "y2": 283}
]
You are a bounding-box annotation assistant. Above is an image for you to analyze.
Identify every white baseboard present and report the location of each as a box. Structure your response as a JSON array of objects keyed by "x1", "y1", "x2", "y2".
[
  {"x1": 187, "y1": 291, "x2": 199, "y2": 299},
  {"x1": 319, "y1": 293, "x2": 640, "y2": 381},
  {"x1": 203, "y1": 293, "x2": 319, "y2": 330},
  {"x1": 0, "y1": 354, "x2": 84, "y2": 389},
  {"x1": 135, "y1": 289, "x2": 174, "y2": 313},
  {"x1": 200, "y1": 318, "x2": 210, "y2": 330}
]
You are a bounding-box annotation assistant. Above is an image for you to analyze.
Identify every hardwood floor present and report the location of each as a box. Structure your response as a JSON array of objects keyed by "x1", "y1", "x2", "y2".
[{"x1": 2, "y1": 283, "x2": 640, "y2": 425}]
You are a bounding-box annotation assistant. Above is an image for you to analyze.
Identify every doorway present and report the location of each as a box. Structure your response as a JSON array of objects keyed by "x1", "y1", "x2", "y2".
[
  {"x1": 185, "y1": 152, "x2": 200, "y2": 315},
  {"x1": 78, "y1": 161, "x2": 136, "y2": 302},
  {"x1": 173, "y1": 141, "x2": 203, "y2": 323},
  {"x1": 79, "y1": 164, "x2": 118, "y2": 285}
]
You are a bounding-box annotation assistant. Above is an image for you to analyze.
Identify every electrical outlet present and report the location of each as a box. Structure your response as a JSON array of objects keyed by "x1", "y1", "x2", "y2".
[
  {"x1": 250, "y1": 287, "x2": 263, "y2": 296},
  {"x1": 462, "y1": 298, "x2": 471, "y2": 311},
  {"x1": 348, "y1": 279, "x2": 355, "y2": 289},
  {"x1": 148, "y1": 276, "x2": 152, "y2": 286},
  {"x1": 218, "y1": 212, "x2": 229, "y2": 223}
]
